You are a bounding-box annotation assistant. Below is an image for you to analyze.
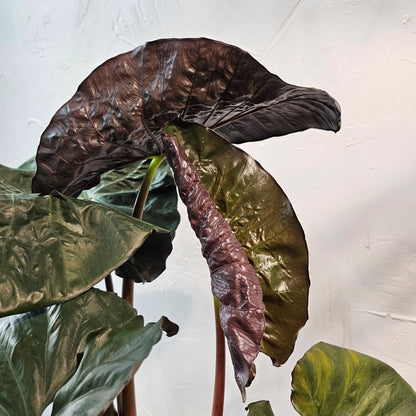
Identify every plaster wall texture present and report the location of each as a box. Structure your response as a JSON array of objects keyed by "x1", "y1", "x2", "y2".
[{"x1": 1, "y1": 1, "x2": 415, "y2": 415}]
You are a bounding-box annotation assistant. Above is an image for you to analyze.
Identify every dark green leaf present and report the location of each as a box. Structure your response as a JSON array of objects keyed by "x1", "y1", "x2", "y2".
[
  {"x1": 80, "y1": 158, "x2": 180, "y2": 237},
  {"x1": 291, "y1": 342, "x2": 416, "y2": 416},
  {"x1": 246, "y1": 400, "x2": 275, "y2": 416},
  {"x1": 0, "y1": 167, "x2": 172, "y2": 316},
  {"x1": 165, "y1": 121, "x2": 309, "y2": 366},
  {"x1": 32, "y1": 38, "x2": 340, "y2": 197},
  {"x1": 0, "y1": 289, "x2": 170, "y2": 416}
]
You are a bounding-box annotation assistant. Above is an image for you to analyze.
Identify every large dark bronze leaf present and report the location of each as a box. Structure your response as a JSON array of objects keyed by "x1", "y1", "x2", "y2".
[
  {"x1": 165, "y1": 121, "x2": 309, "y2": 367},
  {"x1": 32, "y1": 38, "x2": 341, "y2": 197},
  {"x1": 163, "y1": 133, "x2": 265, "y2": 394}
]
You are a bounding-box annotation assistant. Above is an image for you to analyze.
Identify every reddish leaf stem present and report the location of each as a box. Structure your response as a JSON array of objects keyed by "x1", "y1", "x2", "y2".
[
  {"x1": 212, "y1": 297, "x2": 226, "y2": 416},
  {"x1": 119, "y1": 155, "x2": 165, "y2": 416}
]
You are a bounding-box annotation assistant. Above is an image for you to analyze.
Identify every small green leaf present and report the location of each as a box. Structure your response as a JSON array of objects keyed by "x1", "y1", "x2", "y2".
[
  {"x1": 0, "y1": 165, "x2": 172, "y2": 316},
  {"x1": 291, "y1": 342, "x2": 416, "y2": 416},
  {"x1": 165, "y1": 121, "x2": 309, "y2": 367},
  {"x1": 18, "y1": 156, "x2": 37, "y2": 172},
  {"x1": 246, "y1": 400, "x2": 275, "y2": 415},
  {"x1": 0, "y1": 289, "x2": 170, "y2": 416}
]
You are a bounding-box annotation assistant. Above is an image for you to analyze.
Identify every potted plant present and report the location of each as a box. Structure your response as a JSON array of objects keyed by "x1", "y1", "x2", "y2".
[{"x1": 1, "y1": 38, "x2": 414, "y2": 416}]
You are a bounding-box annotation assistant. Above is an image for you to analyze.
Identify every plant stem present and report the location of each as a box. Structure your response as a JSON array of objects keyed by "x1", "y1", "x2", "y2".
[
  {"x1": 211, "y1": 297, "x2": 226, "y2": 416},
  {"x1": 105, "y1": 274, "x2": 114, "y2": 292},
  {"x1": 119, "y1": 155, "x2": 165, "y2": 416},
  {"x1": 132, "y1": 155, "x2": 166, "y2": 220}
]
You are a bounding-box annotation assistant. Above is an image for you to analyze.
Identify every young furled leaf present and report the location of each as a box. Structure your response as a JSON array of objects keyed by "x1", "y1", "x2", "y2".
[
  {"x1": 32, "y1": 38, "x2": 340, "y2": 197},
  {"x1": 162, "y1": 133, "x2": 265, "y2": 394}
]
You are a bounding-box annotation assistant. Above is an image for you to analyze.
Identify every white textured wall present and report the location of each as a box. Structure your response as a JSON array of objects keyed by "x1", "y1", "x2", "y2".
[{"x1": 1, "y1": 1, "x2": 416, "y2": 415}]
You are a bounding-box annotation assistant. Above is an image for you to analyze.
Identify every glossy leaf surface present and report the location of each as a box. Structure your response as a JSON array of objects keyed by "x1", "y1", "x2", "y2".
[
  {"x1": 163, "y1": 133, "x2": 264, "y2": 393},
  {"x1": 291, "y1": 342, "x2": 416, "y2": 416},
  {"x1": 80, "y1": 158, "x2": 180, "y2": 236},
  {"x1": 0, "y1": 165, "x2": 172, "y2": 316},
  {"x1": 246, "y1": 400, "x2": 275, "y2": 416},
  {"x1": 165, "y1": 121, "x2": 309, "y2": 366},
  {"x1": 80, "y1": 158, "x2": 180, "y2": 281},
  {"x1": 32, "y1": 37, "x2": 341, "y2": 197},
  {"x1": 0, "y1": 289, "x2": 168, "y2": 416}
]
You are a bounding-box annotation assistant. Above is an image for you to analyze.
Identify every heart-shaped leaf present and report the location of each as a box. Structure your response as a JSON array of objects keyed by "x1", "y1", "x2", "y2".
[
  {"x1": 164, "y1": 121, "x2": 309, "y2": 367},
  {"x1": 291, "y1": 342, "x2": 416, "y2": 415},
  {"x1": 0, "y1": 288, "x2": 172, "y2": 416},
  {"x1": 32, "y1": 38, "x2": 341, "y2": 197},
  {"x1": 0, "y1": 164, "x2": 172, "y2": 316},
  {"x1": 163, "y1": 133, "x2": 265, "y2": 393}
]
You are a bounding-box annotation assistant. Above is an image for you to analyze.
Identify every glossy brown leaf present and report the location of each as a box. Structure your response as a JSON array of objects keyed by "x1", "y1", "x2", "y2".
[
  {"x1": 162, "y1": 133, "x2": 265, "y2": 393},
  {"x1": 165, "y1": 121, "x2": 309, "y2": 367},
  {"x1": 32, "y1": 38, "x2": 340, "y2": 197}
]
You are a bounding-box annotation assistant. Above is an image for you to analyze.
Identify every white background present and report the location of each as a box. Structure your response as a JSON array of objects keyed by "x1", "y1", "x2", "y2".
[{"x1": 1, "y1": 1, "x2": 416, "y2": 415}]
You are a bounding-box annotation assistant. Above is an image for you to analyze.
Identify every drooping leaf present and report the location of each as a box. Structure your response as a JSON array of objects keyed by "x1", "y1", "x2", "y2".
[
  {"x1": 32, "y1": 37, "x2": 341, "y2": 197},
  {"x1": 246, "y1": 400, "x2": 275, "y2": 416},
  {"x1": 163, "y1": 133, "x2": 265, "y2": 394},
  {"x1": 80, "y1": 158, "x2": 180, "y2": 236},
  {"x1": 291, "y1": 342, "x2": 416, "y2": 416},
  {"x1": 165, "y1": 121, "x2": 309, "y2": 367},
  {"x1": 0, "y1": 165, "x2": 172, "y2": 316},
  {"x1": 0, "y1": 288, "x2": 173, "y2": 416}
]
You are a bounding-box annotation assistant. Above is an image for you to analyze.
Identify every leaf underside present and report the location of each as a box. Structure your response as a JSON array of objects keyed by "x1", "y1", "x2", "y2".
[
  {"x1": 32, "y1": 37, "x2": 341, "y2": 197},
  {"x1": 163, "y1": 132, "x2": 265, "y2": 393},
  {"x1": 291, "y1": 342, "x2": 416, "y2": 416},
  {"x1": 165, "y1": 121, "x2": 309, "y2": 367}
]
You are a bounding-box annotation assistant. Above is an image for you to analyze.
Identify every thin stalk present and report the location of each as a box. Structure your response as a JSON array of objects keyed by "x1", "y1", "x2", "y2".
[
  {"x1": 105, "y1": 274, "x2": 114, "y2": 292},
  {"x1": 119, "y1": 154, "x2": 166, "y2": 416},
  {"x1": 211, "y1": 297, "x2": 226, "y2": 416}
]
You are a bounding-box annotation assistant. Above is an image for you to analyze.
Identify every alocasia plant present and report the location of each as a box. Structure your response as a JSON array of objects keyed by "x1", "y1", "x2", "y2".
[{"x1": 1, "y1": 37, "x2": 414, "y2": 416}]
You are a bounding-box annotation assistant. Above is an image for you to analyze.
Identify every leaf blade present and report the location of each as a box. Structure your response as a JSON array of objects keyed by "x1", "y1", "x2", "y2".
[
  {"x1": 0, "y1": 165, "x2": 172, "y2": 316},
  {"x1": 32, "y1": 38, "x2": 340, "y2": 197},
  {"x1": 165, "y1": 121, "x2": 309, "y2": 367},
  {"x1": 291, "y1": 342, "x2": 416, "y2": 416},
  {"x1": 0, "y1": 289, "x2": 170, "y2": 416}
]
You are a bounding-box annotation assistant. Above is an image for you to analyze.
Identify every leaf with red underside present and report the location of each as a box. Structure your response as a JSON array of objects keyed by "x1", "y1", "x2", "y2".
[
  {"x1": 164, "y1": 120, "x2": 309, "y2": 368},
  {"x1": 32, "y1": 38, "x2": 340, "y2": 197},
  {"x1": 162, "y1": 133, "x2": 265, "y2": 394}
]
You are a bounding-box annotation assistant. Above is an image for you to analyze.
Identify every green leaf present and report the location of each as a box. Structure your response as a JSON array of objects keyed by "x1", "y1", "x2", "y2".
[
  {"x1": 0, "y1": 165, "x2": 172, "y2": 317},
  {"x1": 81, "y1": 158, "x2": 180, "y2": 237},
  {"x1": 0, "y1": 289, "x2": 169, "y2": 416},
  {"x1": 291, "y1": 342, "x2": 416, "y2": 416},
  {"x1": 18, "y1": 156, "x2": 37, "y2": 172},
  {"x1": 0, "y1": 164, "x2": 34, "y2": 194},
  {"x1": 246, "y1": 401, "x2": 275, "y2": 416},
  {"x1": 165, "y1": 121, "x2": 309, "y2": 366}
]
